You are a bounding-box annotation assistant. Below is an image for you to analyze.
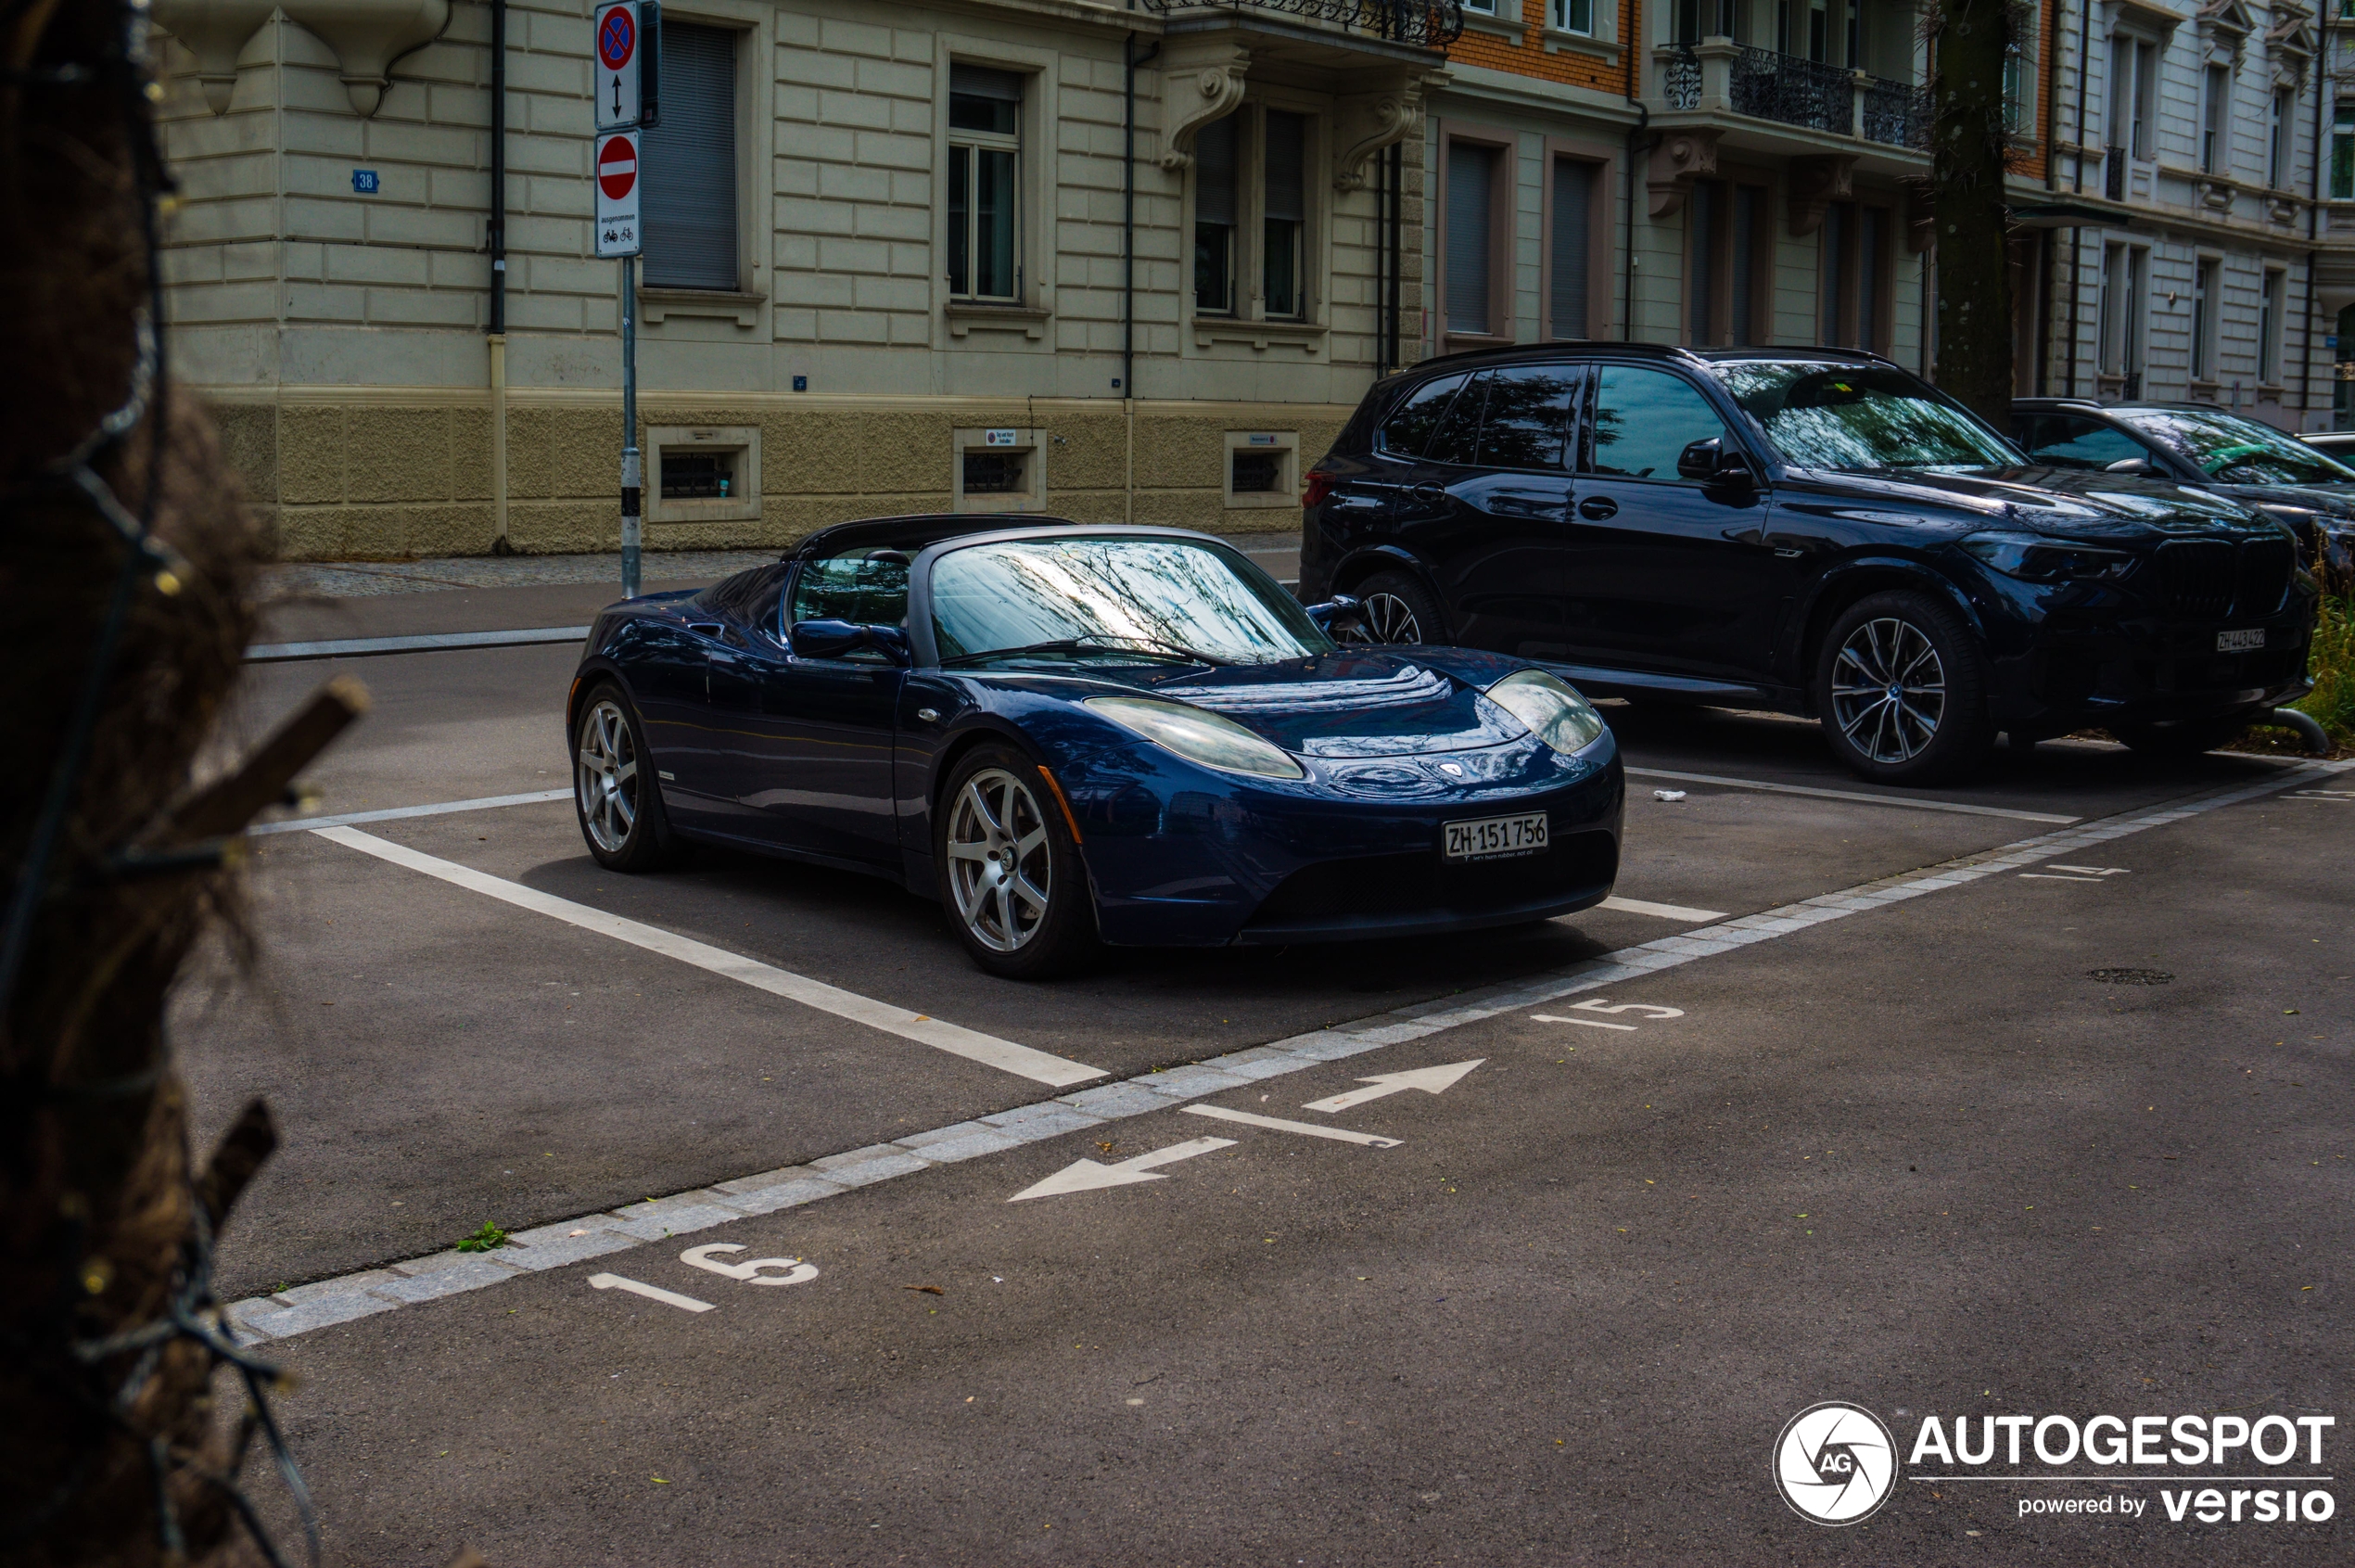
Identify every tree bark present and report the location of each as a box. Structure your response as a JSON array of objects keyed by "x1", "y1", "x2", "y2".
[{"x1": 1929, "y1": 0, "x2": 2018, "y2": 423}]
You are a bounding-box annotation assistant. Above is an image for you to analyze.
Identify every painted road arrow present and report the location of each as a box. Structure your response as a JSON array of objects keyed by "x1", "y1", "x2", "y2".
[
  {"x1": 1007, "y1": 1136, "x2": 1236, "y2": 1202},
  {"x1": 1301, "y1": 1058, "x2": 1483, "y2": 1114}
]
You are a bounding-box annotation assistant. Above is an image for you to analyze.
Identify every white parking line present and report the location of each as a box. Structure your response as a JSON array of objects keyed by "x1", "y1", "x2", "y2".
[
  {"x1": 1624, "y1": 767, "x2": 2080, "y2": 824},
  {"x1": 312, "y1": 825, "x2": 1107, "y2": 1088},
  {"x1": 252, "y1": 788, "x2": 572, "y2": 836},
  {"x1": 228, "y1": 755, "x2": 2353, "y2": 1343},
  {"x1": 1599, "y1": 895, "x2": 1729, "y2": 923}
]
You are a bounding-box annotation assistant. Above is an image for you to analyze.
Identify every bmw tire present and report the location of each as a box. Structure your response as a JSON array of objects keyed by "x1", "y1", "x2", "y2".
[
  {"x1": 936, "y1": 744, "x2": 1100, "y2": 980},
  {"x1": 1815, "y1": 591, "x2": 1994, "y2": 785},
  {"x1": 1343, "y1": 570, "x2": 1444, "y2": 646}
]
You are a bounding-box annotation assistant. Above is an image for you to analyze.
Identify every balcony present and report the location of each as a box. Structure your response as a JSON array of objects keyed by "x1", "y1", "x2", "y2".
[
  {"x1": 1137, "y1": 0, "x2": 1466, "y2": 51},
  {"x1": 1662, "y1": 41, "x2": 1929, "y2": 152}
]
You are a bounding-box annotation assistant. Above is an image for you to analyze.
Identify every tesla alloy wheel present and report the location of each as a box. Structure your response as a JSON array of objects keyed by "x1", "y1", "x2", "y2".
[
  {"x1": 573, "y1": 684, "x2": 682, "y2": 872},
  {"x1": 1343, "y1": 570, "x2": 1442, "y2": 646},
  {"x1": 1815, "y1": 592, "x2": 1992, "y2": 785},
  {"x1": 937, "y1": 746, "x2": 1099, "y2": 979}
]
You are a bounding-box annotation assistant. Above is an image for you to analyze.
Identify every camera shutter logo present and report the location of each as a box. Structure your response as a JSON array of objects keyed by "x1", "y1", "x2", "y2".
[{"x1": 1774, "y1": 1402, "x2": 1898, "y2": 1525}]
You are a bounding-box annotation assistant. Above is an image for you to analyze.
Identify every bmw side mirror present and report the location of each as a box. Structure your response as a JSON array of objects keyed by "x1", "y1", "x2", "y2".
[
  {"x1": 1304, "y1": 593, "x2": 1365, "y2": 632},
  {"x1": 1678, "y1": 437, "x2": 1753, "y2": 487},
  {"x1": 2104, "y1": 456, "x2": 2156, "y2": 477},
  {"x1": 790, "y1": 618, "x2": 910, "y2": 665}
]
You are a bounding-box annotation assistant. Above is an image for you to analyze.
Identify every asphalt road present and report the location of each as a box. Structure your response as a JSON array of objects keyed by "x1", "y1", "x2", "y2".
[{"x1": 173, "y1": 577, "x2": 2349, "y2": 1565}]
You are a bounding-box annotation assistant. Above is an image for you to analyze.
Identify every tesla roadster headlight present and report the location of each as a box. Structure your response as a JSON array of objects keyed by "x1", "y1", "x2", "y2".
[
  {"x1": 1483, "y1": 670, "x2": 1607, "y2": 757},
  {"x1": 1083, "y1": 695, "x2": 1305, "y2": 780},
  {"x1": 1960, "y1": 530, "x2": 2132, "y2": 582}
]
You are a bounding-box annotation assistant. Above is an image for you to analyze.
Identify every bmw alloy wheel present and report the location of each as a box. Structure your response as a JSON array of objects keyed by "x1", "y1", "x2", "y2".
[
  {"x1": 1829, "y1": 618, "x2": 1947, "y2": 766},
  {"x1": 1346, "y1": 592, "x2": 1424, "y2": 645},
  {"x1": 576, "y1": 697, "x2": 639, "y2": 854},
  {"x1": 946, "y1": 768, "x2": 1052, "y2": 952}
]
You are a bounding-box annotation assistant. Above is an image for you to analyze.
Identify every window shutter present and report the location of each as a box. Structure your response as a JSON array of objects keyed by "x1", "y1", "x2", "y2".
[
  {"x1": 1445, "y1": 143, "x2": 1494, "y2": 335},
  {"x1": 1265, "y1": 111, "x2": 1305, "y2": 223},
  {"x1": 1195, "y1": 114, "x2": 1239, "y2": 226},
  {"x1": 643, "y1": 22, "x2": 738, "y2": 290},
  {"x1": 1549, "y1": 159, "x2": 1591, "y2": 339}
]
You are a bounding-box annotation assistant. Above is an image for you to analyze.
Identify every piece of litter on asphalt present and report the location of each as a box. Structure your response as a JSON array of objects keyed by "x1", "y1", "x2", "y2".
[
  {"x1": 1653, "y1": 789, "x2": 1687, "y2": 802},
  {"x1": 904, "y1": 1284, "x2": 944, "y2": 1294}
]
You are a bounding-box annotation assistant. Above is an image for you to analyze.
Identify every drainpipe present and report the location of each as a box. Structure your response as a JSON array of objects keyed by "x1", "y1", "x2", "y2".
[
  {"x1": 1386, "y1": 140, "x2": 1403, "y2": 369},
  {"x1": 2065, "y1": 0, "x2": 2092, "y2": 397},
  {"x1": 2035, "y1": 0, "x2": 2062, "y2": 396},
  {"x1": 2302, "y1": 50, "x2": 2322, "y2": 430},
  {"x1": 488, "y1": 0, "x2": 510, "y2": 553},
  {"x1": 1623, "y1": 30, "x2": 1648, "y2": 340},
  {"x1": 1123, "y1": 32, "x2": 1158, "y2": 525}
]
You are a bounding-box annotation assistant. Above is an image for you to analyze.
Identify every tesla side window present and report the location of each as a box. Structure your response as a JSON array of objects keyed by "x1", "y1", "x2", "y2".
[
  {"x1": 930, "y1": 537, "x2": 1331, "y2": 668},
  {"x1": 2019, "y1": 415, "x2": 2148, "y2": 471},
  {"x1": 1423, "y1": 370, "x2": 1492, "y2": 467},
  {"x1": 1474, "y1": 363, "x2": 1576, "y2": 470},
  {"x1": 1706, "y1": 361, "x2": 2022, "y2": 473},
  {"x1": 1376, "y1": 372, "x2": 1471, "y2": 459},
  {"x1": 788, "y1": 552, "x2": 911, "y2": 658},
  {"x1": 1585, "y1": 365, "x2": 1728, "y2": 482}
]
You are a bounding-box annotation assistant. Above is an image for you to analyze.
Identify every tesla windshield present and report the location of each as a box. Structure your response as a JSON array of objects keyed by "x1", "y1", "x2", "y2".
[
  {"x1": 930, "y1": 537, "x2": 1334, "y2": 667},
  {"x1": 1707, "y1": 362, "x2": 2023, "y2": 474},
  {"x1": 2115, "y1": 408, "x2": 2355, "y2": 486}
]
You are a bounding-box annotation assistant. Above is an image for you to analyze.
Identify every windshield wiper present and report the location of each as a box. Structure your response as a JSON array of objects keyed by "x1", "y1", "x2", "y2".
[{"x1": 940, "y1": 633, "x2": 1233, "y2": 669}]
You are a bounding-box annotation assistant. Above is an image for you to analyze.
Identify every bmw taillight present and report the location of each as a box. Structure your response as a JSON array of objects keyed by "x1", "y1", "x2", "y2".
[{"x1": 1302, "y1": 470, "x2": 1335, "y2": 510}]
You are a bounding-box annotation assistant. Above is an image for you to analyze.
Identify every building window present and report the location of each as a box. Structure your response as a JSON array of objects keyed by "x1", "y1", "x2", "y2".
[
  {"x1": 1194, "y1": 114, "x2": 1240, "y2": 314},
  {"x1": 2098, "y1": 243, "x2": 2146, "y2": 388},
  {"x1": 1224, "y1": 431, "x2": 1302, "y2": 508},
  {"x1": 1263, "y1": 110, "x2": 1306, "y2": 320},
  {"x1": 2260, "y1": 269, "x2": 2285, "y2": 383},
  {"x1": 2269, "y1": 89, "x2": 2295, "y2": 190},
  {"x1": 1688, "y1": 179, "x2": 1769, "y2": 347},
  {"x1": 2334, "y1": 104, "x2": 2355, "y2": 199},
  {"x1": 1550, "y1": 0, "x2": 1595, "y2": 33},
  {"x1": 2191, "y1": 258, "x2": 2218, "y2": 382},
  {"x1": 1445, "y1": 139, "x2": 1501, "y2": 337},
  {"x1": 948, "y1": 66, "x2": 1023, "y2": 301},
  {"x1": 1818, "y1": 200, "x2": 1889, "y2": 352},
  {"x1": 952, "y1": 427, "x2": 1045, "y2": 513},
  {"x1": 1549, "y1": 157, "x2": 1598, "y2": 339},
  {"x1": 2003, "y1": 39, "x2": 2030, "y2": 134},
  {"x1": 642, "y1": 21, "x2": 737, "y2": 290},
  {"x1": 2107, "y1": 36, "x2": 2156, "y2": 161},
  {"x1": 2201, "y1": 66, "x2": 2230, "y2": 175}
]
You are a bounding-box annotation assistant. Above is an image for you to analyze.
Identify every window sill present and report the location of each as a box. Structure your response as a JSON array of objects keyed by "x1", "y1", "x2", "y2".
[
  {"x1": 1442, "y1": 330, "x2": 1514, "y2": 354},
  {"x1": 946, "y1": 300, "x2": 1050, "y2": 339},
  {"x1": 1542, "y1": 27, "x2": 1620, "y2": 60},
  {"x1": 639, "y1": 287, "x2": 764, "y2": 327},
  {"x1": 1458, "y1": 12, "x2": 1528, "y2": 42},
  {"x1": 1193, "y1": 316, "x2": 1328, "y2": 352}
]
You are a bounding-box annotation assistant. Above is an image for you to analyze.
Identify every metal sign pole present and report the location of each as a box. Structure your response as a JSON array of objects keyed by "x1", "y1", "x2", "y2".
[{"x1": 620, "y1": 251, "x2": 641, "y2": 599}]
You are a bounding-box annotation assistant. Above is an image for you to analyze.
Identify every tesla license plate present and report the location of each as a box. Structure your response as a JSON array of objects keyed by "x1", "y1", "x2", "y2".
[
  {"x1": 1445, "y1": 811, "x2": 1548, "y2": 861},
  {"x1": 2217, "y1": 629, "x2": 2266, "y2": 652}
]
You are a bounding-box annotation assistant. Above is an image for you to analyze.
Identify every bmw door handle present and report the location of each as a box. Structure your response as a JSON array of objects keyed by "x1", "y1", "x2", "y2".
[
  {"x1": 1576, "y1": 496, "x2": 1618, "y2": 521},
  {"x1": 1409, "y1": 483, "x2": 1446, "y2": 503}
]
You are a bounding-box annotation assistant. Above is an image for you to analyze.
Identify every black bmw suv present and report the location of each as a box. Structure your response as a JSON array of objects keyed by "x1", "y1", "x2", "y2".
[{"x1": 1301, "y1": 344, "x2": 2318, "y2": 784}]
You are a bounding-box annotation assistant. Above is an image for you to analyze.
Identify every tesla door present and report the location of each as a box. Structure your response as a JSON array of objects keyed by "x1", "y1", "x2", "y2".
[
  {"x1": 1388, "y1": 363, "x2": 1582, "y2": 655},
  {"x1": 1552, "y1": 363, "x2": 1785, "y2": 684}
]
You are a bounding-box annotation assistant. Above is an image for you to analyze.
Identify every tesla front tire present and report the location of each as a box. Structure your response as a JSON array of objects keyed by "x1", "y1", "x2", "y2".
[
  {"x1": 936, "y1": 744, "x2": 1100, "y2": 980},
  {"x1": 573, "y1": 682, "x2": 684, "y2": 872},
  {"x1": 1815, "y1": 591, "x2": 1993, "y2": 785}
]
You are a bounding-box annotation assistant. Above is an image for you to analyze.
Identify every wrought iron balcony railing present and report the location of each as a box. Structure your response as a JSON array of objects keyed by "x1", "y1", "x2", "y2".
[
  {"x1": 1666, "y1": 44, "x2": 1930, "y2": 152},
  {"x1": 1137, "y1": 0, "x2": 1465, "y2": 49}
]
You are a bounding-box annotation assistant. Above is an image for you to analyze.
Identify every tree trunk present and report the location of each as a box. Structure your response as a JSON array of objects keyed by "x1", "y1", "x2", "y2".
[{"x1": 1929, "y1": 0, "x2": 2018, "y2": 423}]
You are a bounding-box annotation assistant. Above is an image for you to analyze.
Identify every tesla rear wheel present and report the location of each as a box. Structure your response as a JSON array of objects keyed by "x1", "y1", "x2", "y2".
[
  {"x1": 937, "y1": 746, "x2": 1099, "y2": 979},
  {"x1": 573, "y1": 683, "x2": 684, "y2": 872},
  {"x1": 1815, "y1": 592, "x2": 1992, "y2": 785},
  {"x1": 2108, "y1": 715, "x2": 2254, "y2": 756},
  {"x1": 1343, "y1": 571, "x2": 1442, "y2": 645}
]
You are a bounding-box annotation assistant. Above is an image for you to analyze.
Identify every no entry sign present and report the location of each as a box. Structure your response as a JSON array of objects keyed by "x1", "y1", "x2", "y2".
[
  {"x1": 594, "y1": 130, "x2": 641, "y2": 257},
  {"x1": 593, "y1": 0, "x2": 641, "y2": 131}
]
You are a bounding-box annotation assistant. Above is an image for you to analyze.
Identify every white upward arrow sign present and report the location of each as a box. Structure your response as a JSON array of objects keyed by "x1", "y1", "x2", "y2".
[
  {"x1": 1007, "y1": 1136, "x2": 1236, "y2": 1202},
  {"x1": 1302, "y1": 1058, "x2": 1483, "y2": 1115}
]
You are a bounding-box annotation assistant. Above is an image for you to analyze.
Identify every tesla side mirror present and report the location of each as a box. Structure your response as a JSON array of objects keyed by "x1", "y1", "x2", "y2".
[
  {"x1": 2104, "y1": 456, "x2": 2156, "y2": 476},
  {"x1": 790, "y1": 619, "x2": 910, "y2": 664},
  {"x1": 1677, "y1": 437, "x2": 1752, "y2": 486},
  {"x1": 1303, "y1": 593, "x2": 1365, "y2": 632}
]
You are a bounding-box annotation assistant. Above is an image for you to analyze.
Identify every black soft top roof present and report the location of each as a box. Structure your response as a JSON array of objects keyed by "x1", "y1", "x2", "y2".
[{"x1": 787, "y1": 513, "x2": 1077, "y2": 563}]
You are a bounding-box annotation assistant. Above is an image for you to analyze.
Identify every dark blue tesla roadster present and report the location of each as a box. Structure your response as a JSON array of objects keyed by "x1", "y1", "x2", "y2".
[{"x1": 567, "y1": 516, "x2": 1624, "y2": 977}]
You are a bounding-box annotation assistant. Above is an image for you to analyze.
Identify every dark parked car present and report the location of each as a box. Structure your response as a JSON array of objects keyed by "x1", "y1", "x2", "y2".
[
  {"x1": 1301, "y1": 345, "x2": 2318, "y2": 784},
  {"x1": 2013, "y1": 399, "x2": 2355, "y2": 579},
  {"x1": 568, "y1": 517, "x2": 1623, "y2": 977}
]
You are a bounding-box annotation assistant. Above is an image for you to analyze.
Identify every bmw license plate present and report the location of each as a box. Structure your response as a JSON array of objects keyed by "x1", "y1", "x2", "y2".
[
  {"x1": 1445, "y1": 810, "x2": 1548, "y2": 861},
  {"x1": 2217, "y1": 629, "x2": 2266, "y2": 652}
]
